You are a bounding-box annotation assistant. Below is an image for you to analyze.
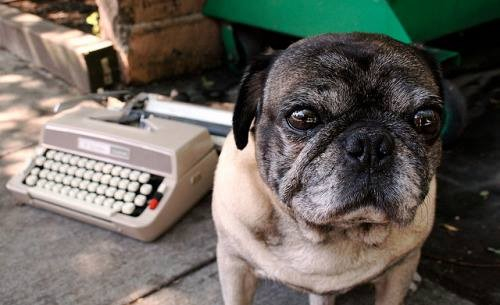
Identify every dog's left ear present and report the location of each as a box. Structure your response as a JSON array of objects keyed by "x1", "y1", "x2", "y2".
[
  {"x1": 412, "y1": 44, "x2": 443, "y2": 97},
  {"x1": 233, "y1": 51, "x2": 281, "y2": 150}
]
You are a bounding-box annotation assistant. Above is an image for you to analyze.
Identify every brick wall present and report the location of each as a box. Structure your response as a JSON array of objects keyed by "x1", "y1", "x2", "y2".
[{"x1": 97, "y1": 0, "x2": 222, "y2": 83}]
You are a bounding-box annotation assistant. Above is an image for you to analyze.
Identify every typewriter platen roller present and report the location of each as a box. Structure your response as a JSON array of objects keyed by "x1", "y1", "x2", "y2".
[{"x1": 7, "y1": 108, "x2": 218, "y2": 241}]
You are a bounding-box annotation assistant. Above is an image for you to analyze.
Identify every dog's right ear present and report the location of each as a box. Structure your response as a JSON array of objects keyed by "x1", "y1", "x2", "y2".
[
  {"x1": 412, "y1": 44, "x2": 443, "y2": 98},
  {"x1": 233, "y1": 51, "x2": 280, "y2": 150}
]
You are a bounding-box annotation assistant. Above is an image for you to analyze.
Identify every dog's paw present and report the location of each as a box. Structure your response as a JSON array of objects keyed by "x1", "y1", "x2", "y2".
[
  {"x1": 408, "y1": 272, "x2": 422, "y2": 293},
  {"x1": 309, "y1": 293, "x2": 336, "y2": 305}
]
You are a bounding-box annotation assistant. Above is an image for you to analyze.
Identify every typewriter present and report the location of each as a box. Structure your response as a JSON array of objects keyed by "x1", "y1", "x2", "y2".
[{"x1": 7, "y1": 107, "x2": 218, "y2": 241}]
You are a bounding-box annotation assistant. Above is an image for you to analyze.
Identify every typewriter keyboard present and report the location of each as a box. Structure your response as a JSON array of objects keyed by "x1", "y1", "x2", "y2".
[{"x1": 23, "y1": 149, "x2": 163, "y2": 218}]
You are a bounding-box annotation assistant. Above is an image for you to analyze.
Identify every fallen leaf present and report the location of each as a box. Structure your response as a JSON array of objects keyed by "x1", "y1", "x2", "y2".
[
  {"x1": 86, "y1": 12, "x2": 100, "y2": 36},
  {"x1": 441, "y1": 223, "x2": 459, "y2": 232},
  {"x1": 487, "y1": 247, "x2": 500, "y2": 256},
  {"x1": 479, "y1": 190, "x2": 490, "y2": 200},
  {"x1": 201, "y1": 76, "x2": 215, "y2": 89}
]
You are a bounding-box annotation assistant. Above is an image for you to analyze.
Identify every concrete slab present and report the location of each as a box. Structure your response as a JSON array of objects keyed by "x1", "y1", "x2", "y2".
[
  {"x1": 0, "y1": 148, "x2": 217, "y2": 305},
  {"x1": 0, "y1": 116, "x2": 45, "y2": 157},
  {"x1": 0, "y1": 201, "x2": 216, "y2": 305},
  {"x1": 0, "y1": 46, "x2": 219, "y2": 305},
  {"x1": 0, "y1": 48, "x2": 76, "y2": 155},
  {"x1": 134, "y1": 263, "x2": 475, "y2": 305}
]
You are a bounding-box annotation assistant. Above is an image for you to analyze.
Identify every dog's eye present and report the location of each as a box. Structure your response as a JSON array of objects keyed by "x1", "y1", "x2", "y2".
[
  {"x1": 286, "y1": 109, "x2": 319, "y2": 130},
  {"x1": 413, "y1": 109, "x2": 441, "y2": 140}
]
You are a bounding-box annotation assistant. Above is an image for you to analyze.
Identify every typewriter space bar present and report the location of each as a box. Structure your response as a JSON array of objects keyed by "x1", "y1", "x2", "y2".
[{"x1": 29, "y1": 188, "x2": 113, "y2": 219}]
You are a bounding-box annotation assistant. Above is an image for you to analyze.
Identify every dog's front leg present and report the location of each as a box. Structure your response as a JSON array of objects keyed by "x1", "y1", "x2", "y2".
[
  {"x1": 309, "y1": 293, "x2": 336, "y2": 305},
  {"x1": 217, "y1": 243, "x2": 258, "y2": 305},
  {"x1": 373, "y1": 249, "x2": 421, "y2": 305}
]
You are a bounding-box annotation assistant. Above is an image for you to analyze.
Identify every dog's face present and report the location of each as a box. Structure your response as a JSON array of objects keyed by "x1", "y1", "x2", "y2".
[{"x1": 233, "y1": 33, "x2": 442, "y2": 227}]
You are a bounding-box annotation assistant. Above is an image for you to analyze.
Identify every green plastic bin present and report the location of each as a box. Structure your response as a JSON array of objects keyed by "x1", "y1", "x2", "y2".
[{"x1": 204, "y1": 0, "x2": 500, "y2": 63}]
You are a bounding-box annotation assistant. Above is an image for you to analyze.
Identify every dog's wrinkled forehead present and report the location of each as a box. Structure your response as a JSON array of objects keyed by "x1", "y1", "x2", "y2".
[{"x1": 264, "y1": 34, "x2": 440, "y2": 115}]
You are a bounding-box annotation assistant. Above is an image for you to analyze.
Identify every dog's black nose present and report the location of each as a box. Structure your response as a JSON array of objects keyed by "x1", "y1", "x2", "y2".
[{"x1": 345, "y1": 129, "x2": 394, "y2": 169}]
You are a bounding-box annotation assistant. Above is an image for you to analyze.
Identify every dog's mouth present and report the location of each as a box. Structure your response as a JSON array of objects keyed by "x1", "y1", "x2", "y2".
[
  {"x1": 329, "y1": 206, "x2": 391, "y2": 227},
  {"x1": 331, "y1": 181, "x2": 421, "y2": 226},
  {"x1": 294, "y1": 201, "x2": 393, "y2": 228},
  {"x1": 303, "y1": 212, "x2": 391, "y2": 234},
  {"x1": 287, "y1": 159, "x2": 426, "y2": 228},
  {"x1": 331, "y1": 217, "x2": 390, "y2": 229}
]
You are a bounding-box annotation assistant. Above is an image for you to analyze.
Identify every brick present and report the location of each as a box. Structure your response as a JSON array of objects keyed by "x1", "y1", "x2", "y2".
[
  {"x1": 127, "y1": 16, "x2": 221, "y2": 83},
  {"x1": 132, "y1": 0, "x2": 206, "y2": 23},
  {"x1": 0, "y1": 6, "x2": 33, "y2": 60},
  {"x1": 0, "y1": 4, "x2": 119, "y2": 92},
  {"x1": 99, "y1": 0, "x2": 206, "y2": 24},
  {"x1": 97, "y1": 0, "x2": 222, "y2": 84}
]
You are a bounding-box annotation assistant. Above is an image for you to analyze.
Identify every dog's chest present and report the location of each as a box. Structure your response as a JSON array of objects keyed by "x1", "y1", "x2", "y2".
[{"x1": 249, "y1": 223, "x2": 400, "y2": 293}]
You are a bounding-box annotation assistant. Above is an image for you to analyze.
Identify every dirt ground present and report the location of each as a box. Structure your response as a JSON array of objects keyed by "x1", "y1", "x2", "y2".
[{"x1": 4, "y1": 0, "x2": 96, "y2": 34}]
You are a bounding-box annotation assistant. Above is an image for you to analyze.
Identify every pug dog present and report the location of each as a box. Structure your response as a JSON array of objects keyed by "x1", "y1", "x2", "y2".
[{"x1": 212, "y1": 33, "x2": 442, "y2": 305}]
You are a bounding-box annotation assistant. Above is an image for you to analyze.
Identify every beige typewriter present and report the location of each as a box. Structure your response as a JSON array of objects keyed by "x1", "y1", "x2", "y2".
[{"x1": 7, "y1": 108, "x2": 218, "y2": 241}]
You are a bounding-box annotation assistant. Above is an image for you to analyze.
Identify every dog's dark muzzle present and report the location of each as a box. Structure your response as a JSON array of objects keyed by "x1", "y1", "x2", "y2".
[{"x1": 343, "y1": 124, "x2": 395, "y2": 173}]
